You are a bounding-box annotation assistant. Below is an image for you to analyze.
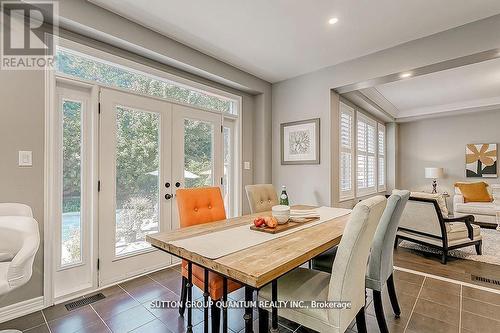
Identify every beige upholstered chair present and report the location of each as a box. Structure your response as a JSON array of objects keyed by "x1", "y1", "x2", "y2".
[
  {"x1": 258, "y1": 196, "x2": 387, "y2": 333},
  {"x1": 396, "y1": 196, "x2": 482, "y2": 264},
  {"x1": 245, "y1": 184, "x2": 279, "y2": 213}
]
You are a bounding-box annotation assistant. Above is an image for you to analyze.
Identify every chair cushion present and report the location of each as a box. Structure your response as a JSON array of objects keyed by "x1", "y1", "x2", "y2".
[
  {"x1": 447, "y1": 222, "x2": 481, "y2": 241},
  {"x1": 455, "y1": 182, "x2": 492, "y2": 203},
  {"x1": 181, "y1": 260, "x2": 241, "y2": 300},
  {"x1": 409, "y1": 191, "x2": 449, "y2": 216},
  {"x1": 454, "y1": 202, "x2": 497, "y2": 216},
  {"x1": 258, "y1": 267, "x2": 337, "y2": 332}
]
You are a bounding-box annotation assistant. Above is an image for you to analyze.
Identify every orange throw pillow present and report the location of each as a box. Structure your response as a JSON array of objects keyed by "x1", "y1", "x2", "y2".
[{"x1": 455, "y1": 182, "x2": 492, "y2": 203}]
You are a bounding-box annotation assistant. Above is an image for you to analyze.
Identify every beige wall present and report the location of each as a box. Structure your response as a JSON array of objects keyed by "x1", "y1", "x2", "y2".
[
  {"x1": 398, "y1": 110, "x2": 500, "y2": 207},
  {"x1": 272, "y1": 14, "x2": 500, "y2": 208},
  {"x1": 0, "y1": 70, "x2": 45, "y2": 305}
]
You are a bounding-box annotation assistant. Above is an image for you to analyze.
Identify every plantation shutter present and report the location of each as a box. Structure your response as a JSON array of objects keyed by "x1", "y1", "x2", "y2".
[
  {"x1": 339, "y1": 102, "x2": 354, "y2": 200},
  {"x1": 357, "y1": 113, "x2": 377, "y2": 196},
  {"x1": 378, "y1": 123, "x2": 386, "y2": 192}
]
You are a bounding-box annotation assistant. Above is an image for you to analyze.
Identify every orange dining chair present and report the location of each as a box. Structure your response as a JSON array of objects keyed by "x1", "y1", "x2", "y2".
[{"x1": 176, "y1": 187, "x2": 242, "y2": 331}]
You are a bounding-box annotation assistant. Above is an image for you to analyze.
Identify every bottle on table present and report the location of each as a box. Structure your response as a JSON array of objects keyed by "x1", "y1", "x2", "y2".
[{"x1": 280, "y1": 186, "x2": 289, "y2": 206}]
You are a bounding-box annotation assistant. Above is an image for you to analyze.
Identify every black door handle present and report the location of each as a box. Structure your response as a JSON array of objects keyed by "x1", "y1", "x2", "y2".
[
  {"x1": 165, "y1": 194, "x2": 172, "y2": 200},
  {"x1": 175, "y1": 182, "x2": 181, "y2": 188},
  {"x1": 165, "y1": 182, "x2": 170, "y2": 188}
]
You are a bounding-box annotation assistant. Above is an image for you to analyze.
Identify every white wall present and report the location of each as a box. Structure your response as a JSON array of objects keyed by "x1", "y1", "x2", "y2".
[
  {"x1": 398, "y1": 110, "x2": 500, "y2": 206},
  {"x1": 272, "y1": 14, "x2": 500, "y2": 207}
]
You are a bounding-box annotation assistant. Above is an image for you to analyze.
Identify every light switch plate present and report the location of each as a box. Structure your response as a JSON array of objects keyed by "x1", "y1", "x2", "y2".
[
  {"x1": 18, "y1": 151, "x2": 32, "y2": 167},
  {"x1": 243, "y1": 161, "x2": 251, "y2": 170}
]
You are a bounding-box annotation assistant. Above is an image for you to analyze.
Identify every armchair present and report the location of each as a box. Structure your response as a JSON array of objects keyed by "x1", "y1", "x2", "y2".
[{"x1": 396, "y1": 197, "x2": 482, "y2": 264}]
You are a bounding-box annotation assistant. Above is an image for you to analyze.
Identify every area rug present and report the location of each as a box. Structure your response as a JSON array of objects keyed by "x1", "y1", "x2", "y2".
[{"x1": 399, "y1": 228, "x2": 500, "y2": 265}]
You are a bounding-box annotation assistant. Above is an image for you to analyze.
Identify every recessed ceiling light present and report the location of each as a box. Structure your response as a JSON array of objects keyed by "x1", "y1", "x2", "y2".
[
  {"x1": 400, "y1": 72, "x2": 412, "y2": 78},
  {"x1": 328, "y1": 17, "x2": 339, "y2": 25}
]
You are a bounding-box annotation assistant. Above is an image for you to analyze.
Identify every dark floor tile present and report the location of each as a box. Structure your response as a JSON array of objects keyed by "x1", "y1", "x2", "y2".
[
  {"x1": 43, "y1": 302, "x2": 82, "y2": 322},
  {"x1": 293, "y1": 325, "x2": 318, "y2": 332},
  {"x1": 91, "y1": 291, "x2": 140, "y2": 320},
  {"x1": 161, "y1": 277, "x2": 183, "y2": 296},
  {"x1": 418, "y1": 287, "x2": 460, "y2": 308},
  {"x1": 394, "y1": 270, "x2": 425, "y2": 285},
  {"x1": 148, "y1": 306, "x2": 204, "y2": 332},
  {"x1": 103, "y1": 305, "x2": 155, "y2": 333},
  {"x1": 129, "y1": 319, "x2": 172, "y2": 333},
  {"x1": 228, "y1": 288, "x2": 245, "y2": 301},
  {"x1": 47, "y1": 306, "x2": 101, "y2": 333},
  {"x1": 366, "y1": 288, "x2": 416, "y2": 328},
  {"x1": 462, "y1": 296, "x2": 500, "y2": 320},
  {"x1": 237, "y1": 318, "x2": 291, "y2": 333},
  {"x1": 412, "y1": 298, "x2": 459, "y2": 326},
  {"x1": 23, "y1": 324, "x2": 50, "y2": 333},
  {"x1": 392, "y1": 279, "x2": 422, "y2": 298},
  {"x1": 0, "y1": 310, "x2": 45, "y2": 331},
  {"x1": 462, "y1": 286, "x2": 500, "y2": 306},
  {"x1": 461, "y1": 310, "x2": 500, "y2": 333},
  {"x1": 74, "y1": 320, "x2": 110, "y2": 333},
  {"x1": 148, "y1": 267, "x2": 181, "y2": 285},
  {"x1": 119, "y1": 275, "x2": 172, "y2": 303},
  {"x1": 423, "y1": 278, "x2": 461, "y2": 296},
  {"x1": 406, "y1": 312, "x2": 458, "y2": 333}
]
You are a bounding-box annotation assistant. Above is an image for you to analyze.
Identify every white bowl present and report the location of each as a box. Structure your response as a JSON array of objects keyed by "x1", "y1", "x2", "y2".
[{"x1": 272, "y1": 205, "x2": 290, "y2": 224}]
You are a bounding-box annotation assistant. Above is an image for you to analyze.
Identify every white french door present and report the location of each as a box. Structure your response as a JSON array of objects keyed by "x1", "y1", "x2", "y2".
[
  {"x1": 98, "y1": 88, "x2": 173, "y2": 285},
  {"x1": 171, "y1": 105, "x2": 223, "y2": 233},
  {"x1": 98, "y1": 89, "x2": 223, "y2": 285}
]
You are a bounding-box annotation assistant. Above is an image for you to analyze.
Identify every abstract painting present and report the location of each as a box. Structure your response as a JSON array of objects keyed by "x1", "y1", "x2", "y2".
[
  {"x1": 466, "y1": 143, "x2": 497, "y2": 178},
  {"x1": 281, "y1": 118, "x2": 320, "y2": 165}
]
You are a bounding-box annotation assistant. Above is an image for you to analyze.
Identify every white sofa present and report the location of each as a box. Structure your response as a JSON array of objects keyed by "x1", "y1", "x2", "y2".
[{"x1": 453, "y1": 184, "x2": 500, "y2": 226}]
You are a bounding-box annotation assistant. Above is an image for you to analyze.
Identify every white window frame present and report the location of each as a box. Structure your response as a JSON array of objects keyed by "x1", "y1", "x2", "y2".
[
  {"x1": 45, "y1": 37, "x2": 243, "y2": 304},
  {"x1": 378, "y1": 123, "x2": 386, "y2": 192},
  {"x1": 339, "y1": 102, "x2": 355, "y2": 201},
  {"x1": 338, "y1": 100, "x2": 387, "y2": 202},
  {"x1": 356, "y1": 112, "x2": 377, "y2": 197}
]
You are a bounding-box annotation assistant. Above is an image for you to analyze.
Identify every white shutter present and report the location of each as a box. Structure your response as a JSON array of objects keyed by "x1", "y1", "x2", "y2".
[
  {"x1": 356, "y1": 113, "x2": 377, "y2": 196},
  {"x1": 378, "y1": 123, "x2": 386, "y2": 192},
  {"x1": 339, "y1": 102, "x2": 354, "y2": 200}
]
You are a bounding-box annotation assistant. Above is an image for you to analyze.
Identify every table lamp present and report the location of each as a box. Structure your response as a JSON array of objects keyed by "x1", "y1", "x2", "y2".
[{"x1": 425, "y1": 167, "x2": 444, "y2": 194}]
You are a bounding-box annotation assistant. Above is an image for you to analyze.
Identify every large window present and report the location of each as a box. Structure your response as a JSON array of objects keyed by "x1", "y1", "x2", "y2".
[
  {"x1": 56, "y1": 47, "x2": 237, "y2": 114},
  {"x1": 339, "y1": 101, "x2": 386, "y2": 201}
]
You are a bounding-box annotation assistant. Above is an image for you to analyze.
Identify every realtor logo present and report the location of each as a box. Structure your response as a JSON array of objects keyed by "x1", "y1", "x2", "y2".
[{"x1": 1, "y1": 0, "x2": 58, "y2": 70}]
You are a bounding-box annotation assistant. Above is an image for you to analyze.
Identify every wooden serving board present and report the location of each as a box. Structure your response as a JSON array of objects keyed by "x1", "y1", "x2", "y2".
[{"x1": 250, "y1": 217, "x2": 320, "y2": 234}]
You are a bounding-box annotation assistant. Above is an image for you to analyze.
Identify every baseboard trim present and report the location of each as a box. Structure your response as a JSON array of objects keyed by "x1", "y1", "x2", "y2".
[{"x1": 0, "y1": 296, "x2": 44, "y2": 324}]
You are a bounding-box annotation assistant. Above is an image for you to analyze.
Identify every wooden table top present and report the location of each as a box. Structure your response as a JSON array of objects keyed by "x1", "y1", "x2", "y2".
[{"x1": 146, "y1": 206, "x2": 349, "y2": 288}]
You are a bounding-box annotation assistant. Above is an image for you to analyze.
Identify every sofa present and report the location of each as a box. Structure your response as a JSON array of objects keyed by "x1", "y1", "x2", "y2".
[{"x1": 453, "y1": 184, "x2": 500, "y2": 227}]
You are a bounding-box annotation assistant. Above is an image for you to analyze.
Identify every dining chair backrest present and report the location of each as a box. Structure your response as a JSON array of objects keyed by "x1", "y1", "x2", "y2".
[
  {"x1": 245, "y1": 184, "x2": 279, "y2": 213},
  {"x1": 176, "y1": 187, "x2": 226, "y2": 227},
  {"x1": 366, "y1": 190, "x2": 410, "y2": 291},
  {"x1": 327, "y1": 195, "x2": 387, "y2": 332}
]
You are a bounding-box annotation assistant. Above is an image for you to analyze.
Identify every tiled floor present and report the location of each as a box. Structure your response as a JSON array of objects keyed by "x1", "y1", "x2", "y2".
[{"x1": 1, "y1": 267, "x2": 500, "y2": 333}]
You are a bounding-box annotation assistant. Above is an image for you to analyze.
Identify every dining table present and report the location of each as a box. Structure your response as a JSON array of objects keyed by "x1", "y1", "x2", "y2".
[{"x1": 146, "y1": 205, "x2": 350, "y2": 333}]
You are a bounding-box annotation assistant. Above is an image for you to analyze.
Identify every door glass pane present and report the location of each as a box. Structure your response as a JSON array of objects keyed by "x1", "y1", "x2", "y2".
[
  {"x1": 223, "y1": 126, "x2": 231, "y2": 216},
  {"x1": 115, "y1": 106, "x2": 160, "y2": 256},
  {"x1": 61, "y1": 99, "x2": 83, "y2": 266},
  {"x1": 184, "y1": 119, "x2": 214, "y2": 188}
]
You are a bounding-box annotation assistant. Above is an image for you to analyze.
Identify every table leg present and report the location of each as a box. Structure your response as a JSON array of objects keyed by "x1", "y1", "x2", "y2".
[
  {"x1": 271, "y1": 280, "x2": 278, "y2": 333},
  {"x1": 223, "y1": 277, "x2": 228, "y2": 333},
  {"x1": 244, "y1": 286, "x2": 254, "y2": 333},
  {"x1": 204, "y1": 269, "x2": 209, "y2": 333},
  {"x1": 258, "y1": 307, "x2": 269, "y2": 333},
  {"x1": 187, "y1": 262, "x2": 193, "y2": 333}
]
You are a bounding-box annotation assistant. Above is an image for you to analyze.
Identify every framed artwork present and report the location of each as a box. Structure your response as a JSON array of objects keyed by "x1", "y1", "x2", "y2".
[
  {"x1": 280, "y1": 118, "x2": 320, "y2": 165},
  {"x1": 466, "y1": 143, "x2": 497, "y2": 178}
]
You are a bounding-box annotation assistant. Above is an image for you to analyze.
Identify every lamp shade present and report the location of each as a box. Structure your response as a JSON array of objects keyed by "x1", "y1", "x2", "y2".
[{"x1": 425, "y1": 167, "x2": 444, "y2": 179}]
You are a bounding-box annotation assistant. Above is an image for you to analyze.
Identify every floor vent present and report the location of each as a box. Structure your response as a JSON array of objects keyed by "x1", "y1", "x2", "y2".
[
  {"x1": 65, "y1": 293, "x2": 105, "y2": 311},
  {"x1": 471, "y1": 275, "x2": 500, "y2": 286}
]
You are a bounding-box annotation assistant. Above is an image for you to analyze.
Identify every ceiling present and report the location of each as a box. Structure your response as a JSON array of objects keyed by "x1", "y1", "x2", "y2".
[
  {"x1": 369, "y1": 57, "x2": 500, "y2": 119},
  {"x1": 89, "y1": 0, "x2": 500, "y2": 83}
]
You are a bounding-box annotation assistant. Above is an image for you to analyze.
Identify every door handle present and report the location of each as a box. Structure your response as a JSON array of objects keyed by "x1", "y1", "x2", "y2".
[
  {"x1": 175, "y1": 182, "x2": 181, "y2": 188},
  {"x1": 165, "y1": 182, "x2": 170, "y2": 188},
  {"x1": 165, "y1": 194, "x2": 172, "y2": 200}
]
